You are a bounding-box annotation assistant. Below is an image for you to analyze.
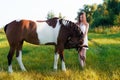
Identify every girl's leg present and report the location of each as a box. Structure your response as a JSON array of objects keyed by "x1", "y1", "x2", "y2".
[{"x1": 78, "y1": 48, "x2": 86, "y2": 68}]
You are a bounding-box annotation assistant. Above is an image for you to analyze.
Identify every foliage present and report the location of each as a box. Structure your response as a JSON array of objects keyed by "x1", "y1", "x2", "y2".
[
  {"x1": 0, "y1": 29, "x2": 120, "y2": 80},
  {"x1": 90, "y1": 26, "x2": 120, "y2": 34},
  {"x1": 46, "y1": 11, "x2": 55, "y2": 19},
  {"x1": 114, "y1": 14, "x2": 120, "y2": 25},
  {"x1": 46, "y1": 11, "x2": 65, "y2": 19},
  {"x1": 58, "y1": 12, "x2": 65, "y2": 19}
]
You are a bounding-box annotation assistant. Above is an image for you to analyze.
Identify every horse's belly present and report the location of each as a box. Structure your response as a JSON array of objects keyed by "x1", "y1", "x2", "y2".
[{"x1": 36, "y1": 22, "x2": 60, "y2": 44}]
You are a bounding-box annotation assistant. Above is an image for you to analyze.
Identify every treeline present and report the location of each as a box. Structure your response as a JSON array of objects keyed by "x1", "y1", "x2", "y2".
[{"x1": 77, "y1": 0, "x2": 120, "y2": 28}]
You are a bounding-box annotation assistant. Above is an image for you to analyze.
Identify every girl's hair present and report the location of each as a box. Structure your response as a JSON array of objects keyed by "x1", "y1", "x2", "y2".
[{"x1": 78, "y1": 12, "x2": 88, "y2": 26}]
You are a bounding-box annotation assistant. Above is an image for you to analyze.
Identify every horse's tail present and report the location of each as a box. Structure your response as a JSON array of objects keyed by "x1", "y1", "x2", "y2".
[{"x1": 4, "y1": 24, "x2": 8, "y2": 33}]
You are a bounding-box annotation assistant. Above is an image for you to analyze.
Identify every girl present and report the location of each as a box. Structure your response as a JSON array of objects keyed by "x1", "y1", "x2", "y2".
[{"x1": 76, "y1": 12, "x2": 89, "y2": 68}]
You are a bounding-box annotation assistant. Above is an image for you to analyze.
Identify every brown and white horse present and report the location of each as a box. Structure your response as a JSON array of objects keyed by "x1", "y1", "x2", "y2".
[{"x1": 4, "y1": 17, "x2": 84, "y2": 73}]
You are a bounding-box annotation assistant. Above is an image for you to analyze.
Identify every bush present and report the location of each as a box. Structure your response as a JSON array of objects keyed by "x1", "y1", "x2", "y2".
[
  {"x1": 90, "y1": 26, "x2": 120, "y2": 34},
  {"x1": 114, "y1": 14, "x2": 120, "y2": 25},
  {"x1": 0, "y1": 28, "x2": 4, "y2": 33}
]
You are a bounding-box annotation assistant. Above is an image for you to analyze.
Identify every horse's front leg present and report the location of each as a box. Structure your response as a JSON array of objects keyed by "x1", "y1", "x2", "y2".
[
  {"x1": 59, "y1": 51, "x2": 66, "y2": 71},
  {"x1": 54, "y1": 44, "x2": 66, "y2": 71},
  {"x1": 57, "y1": 43, "x2": 66, "y2": 71},
  {"x1": 53, "y1": 52, "x2": 59, "y2": 70}
]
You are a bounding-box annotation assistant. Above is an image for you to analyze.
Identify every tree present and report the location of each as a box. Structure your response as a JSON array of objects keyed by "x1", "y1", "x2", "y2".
[
  {"x1": 107, "y1": 0, "x2": 120, "y2": 15},
  {"x1": 92, "y1": 3, "x2": 111, "y2": 27},
  {"x1": 106, "y1": 0, "x2": 120, "y2": 25},
  {"x1": 77, "y1": 0, "x2": 120, "y2": 27},
  {"x1": 46, "y1": 11, "x2": 55, "y2": 19},
  {"x1": 58, "y1": 12, "x2": 65, "y2": 19},
  {"x1": 114, "y1": 14, "x2": 120, "y2": 25}
]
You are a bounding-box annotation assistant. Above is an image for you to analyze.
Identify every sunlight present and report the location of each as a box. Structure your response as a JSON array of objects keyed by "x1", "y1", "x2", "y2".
[{"x1": 93, "y1": 39, "x2": 120, "y2": 44}]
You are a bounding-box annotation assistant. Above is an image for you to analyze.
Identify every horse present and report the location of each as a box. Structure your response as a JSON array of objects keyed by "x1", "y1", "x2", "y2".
[{"x1": 4, "y1": 17, "x2": 84, "y2": 73}]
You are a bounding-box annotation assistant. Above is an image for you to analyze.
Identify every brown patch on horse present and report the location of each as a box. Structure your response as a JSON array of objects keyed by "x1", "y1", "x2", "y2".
[
  {"x1": 46, "y1": 17, "x2": 58, "y2": 28},
  {"x1": 23, "y1": 20, "x2": 40, "y2": 44},
  {"x1": 5, "y1": 20, "x2": 40, "y2": 45}
]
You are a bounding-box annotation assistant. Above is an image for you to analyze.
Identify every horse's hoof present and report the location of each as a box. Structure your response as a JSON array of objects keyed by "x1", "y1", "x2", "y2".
[
  {"x1": 62, "y1": 69, "x2": 66, "y2": 72},
  {"x1": 23, "y1": 70, "x2": 27, "y2": 72},
  {"x1": 22, "y1": 69, "x2": 27, "y2": 72},
  {"x1": 53, "y1": 70, "x2": 57, "y2": 72},
  {"x1": 8, "y1": 70, "x2": 13, "y2": 73}
]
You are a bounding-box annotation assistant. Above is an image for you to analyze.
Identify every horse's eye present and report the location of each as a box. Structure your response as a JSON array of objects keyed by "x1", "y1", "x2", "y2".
[{"x1": 68, "y1": 37, "x2": 71, "y2": 40}]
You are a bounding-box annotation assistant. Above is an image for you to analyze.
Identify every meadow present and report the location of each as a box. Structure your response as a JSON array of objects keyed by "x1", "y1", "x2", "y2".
[{"x1": 0, "y1": 28, "x2": 120, "y2": 80}]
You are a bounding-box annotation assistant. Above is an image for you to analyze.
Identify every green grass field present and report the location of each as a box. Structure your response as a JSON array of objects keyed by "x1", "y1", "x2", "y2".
[{"x1": 0, "y1": 29, "x2": 120, "y2": 80}]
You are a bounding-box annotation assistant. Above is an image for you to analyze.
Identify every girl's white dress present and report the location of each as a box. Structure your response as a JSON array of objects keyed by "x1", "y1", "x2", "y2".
[{"x1": 79, "y1": 23, "x2": 88, "y2": 49}]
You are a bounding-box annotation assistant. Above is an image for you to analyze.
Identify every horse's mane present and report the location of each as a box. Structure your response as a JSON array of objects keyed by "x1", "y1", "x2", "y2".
[
  {"x1": 59, "y1": 18, "x2": 77, "y2": 28},
  {"x1": 59, "y1": 18, "x2": 82, "y2": 33},
  {"x1": 36, "y1": 17, "x2": 80, "y2": 32}
]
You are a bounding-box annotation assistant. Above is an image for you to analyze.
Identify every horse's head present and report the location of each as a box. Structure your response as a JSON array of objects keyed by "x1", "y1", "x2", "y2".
[{"x1": 59, "y1": 19, "x2": 84, "y2": 50}]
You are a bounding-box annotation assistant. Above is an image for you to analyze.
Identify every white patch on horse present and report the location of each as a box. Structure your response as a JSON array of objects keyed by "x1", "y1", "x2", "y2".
[
  {"x1": 62, "y1": 19, "x2": 68, "y2": 26},
  {"x1": 36, "y1": 19, "x2": 61, "y2": 44},
  {"x1": 16, "y1": 50, "x2": 26, "y2": 71},
  {"x1": 62, "y1": 60, "x2": 66, "y2": 71},
  {"x1": 8, "y1": 64, "x2": 13, "y2": 73},
  {"x1": 53, "y1": 52, "x2": 59, "y2": 70},
  {"x1": 16, "y1": 19, "x2": 22, "y2": 22}
]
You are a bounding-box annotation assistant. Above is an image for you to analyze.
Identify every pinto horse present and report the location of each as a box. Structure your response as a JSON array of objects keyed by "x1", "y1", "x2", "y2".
[{"x1": 4, "y1": 17, "x2": 84, "y2": 73}]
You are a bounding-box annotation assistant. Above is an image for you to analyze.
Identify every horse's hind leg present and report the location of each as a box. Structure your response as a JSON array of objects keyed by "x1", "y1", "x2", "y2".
[
  {"x1": 16, "y1": 41, "x2": 26, "y2": 71},
  {"x1": 7, "y1": 47, "x2": 15, "y2": 73},
  {"x1": 53, "y1": 47, "x2": 59, "y2": 70}
]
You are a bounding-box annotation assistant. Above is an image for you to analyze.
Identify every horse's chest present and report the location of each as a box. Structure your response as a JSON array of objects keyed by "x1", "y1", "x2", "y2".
[{"x1": 36, "y1": 22, "x2": 60, "y2": 44}]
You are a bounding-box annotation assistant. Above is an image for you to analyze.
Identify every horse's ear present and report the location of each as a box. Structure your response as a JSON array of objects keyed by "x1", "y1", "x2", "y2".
[
  {"x1": 59, "y1": 19, "x2": 69, "y2": 27},
  {"x1": 71, "y1": 22, "x2": 75, "y2": 27},
  {"x1": 59, "y1": 19, "x2": 63, "y2": 25}
]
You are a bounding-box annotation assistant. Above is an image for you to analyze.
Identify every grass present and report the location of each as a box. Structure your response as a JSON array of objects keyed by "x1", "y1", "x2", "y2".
[{"x1": 0, "y1": 28, "x2": 120, "y2": 80}]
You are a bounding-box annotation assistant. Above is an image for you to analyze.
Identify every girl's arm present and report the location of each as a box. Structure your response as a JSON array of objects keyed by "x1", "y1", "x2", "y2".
[{"x1": 84, "y1": 23, "x2": 89, "y2": 38}]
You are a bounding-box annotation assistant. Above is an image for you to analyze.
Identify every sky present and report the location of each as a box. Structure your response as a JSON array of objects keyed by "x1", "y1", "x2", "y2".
[{"x1": 0, "y1": 0, "x2": 103, "y2": 28}]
